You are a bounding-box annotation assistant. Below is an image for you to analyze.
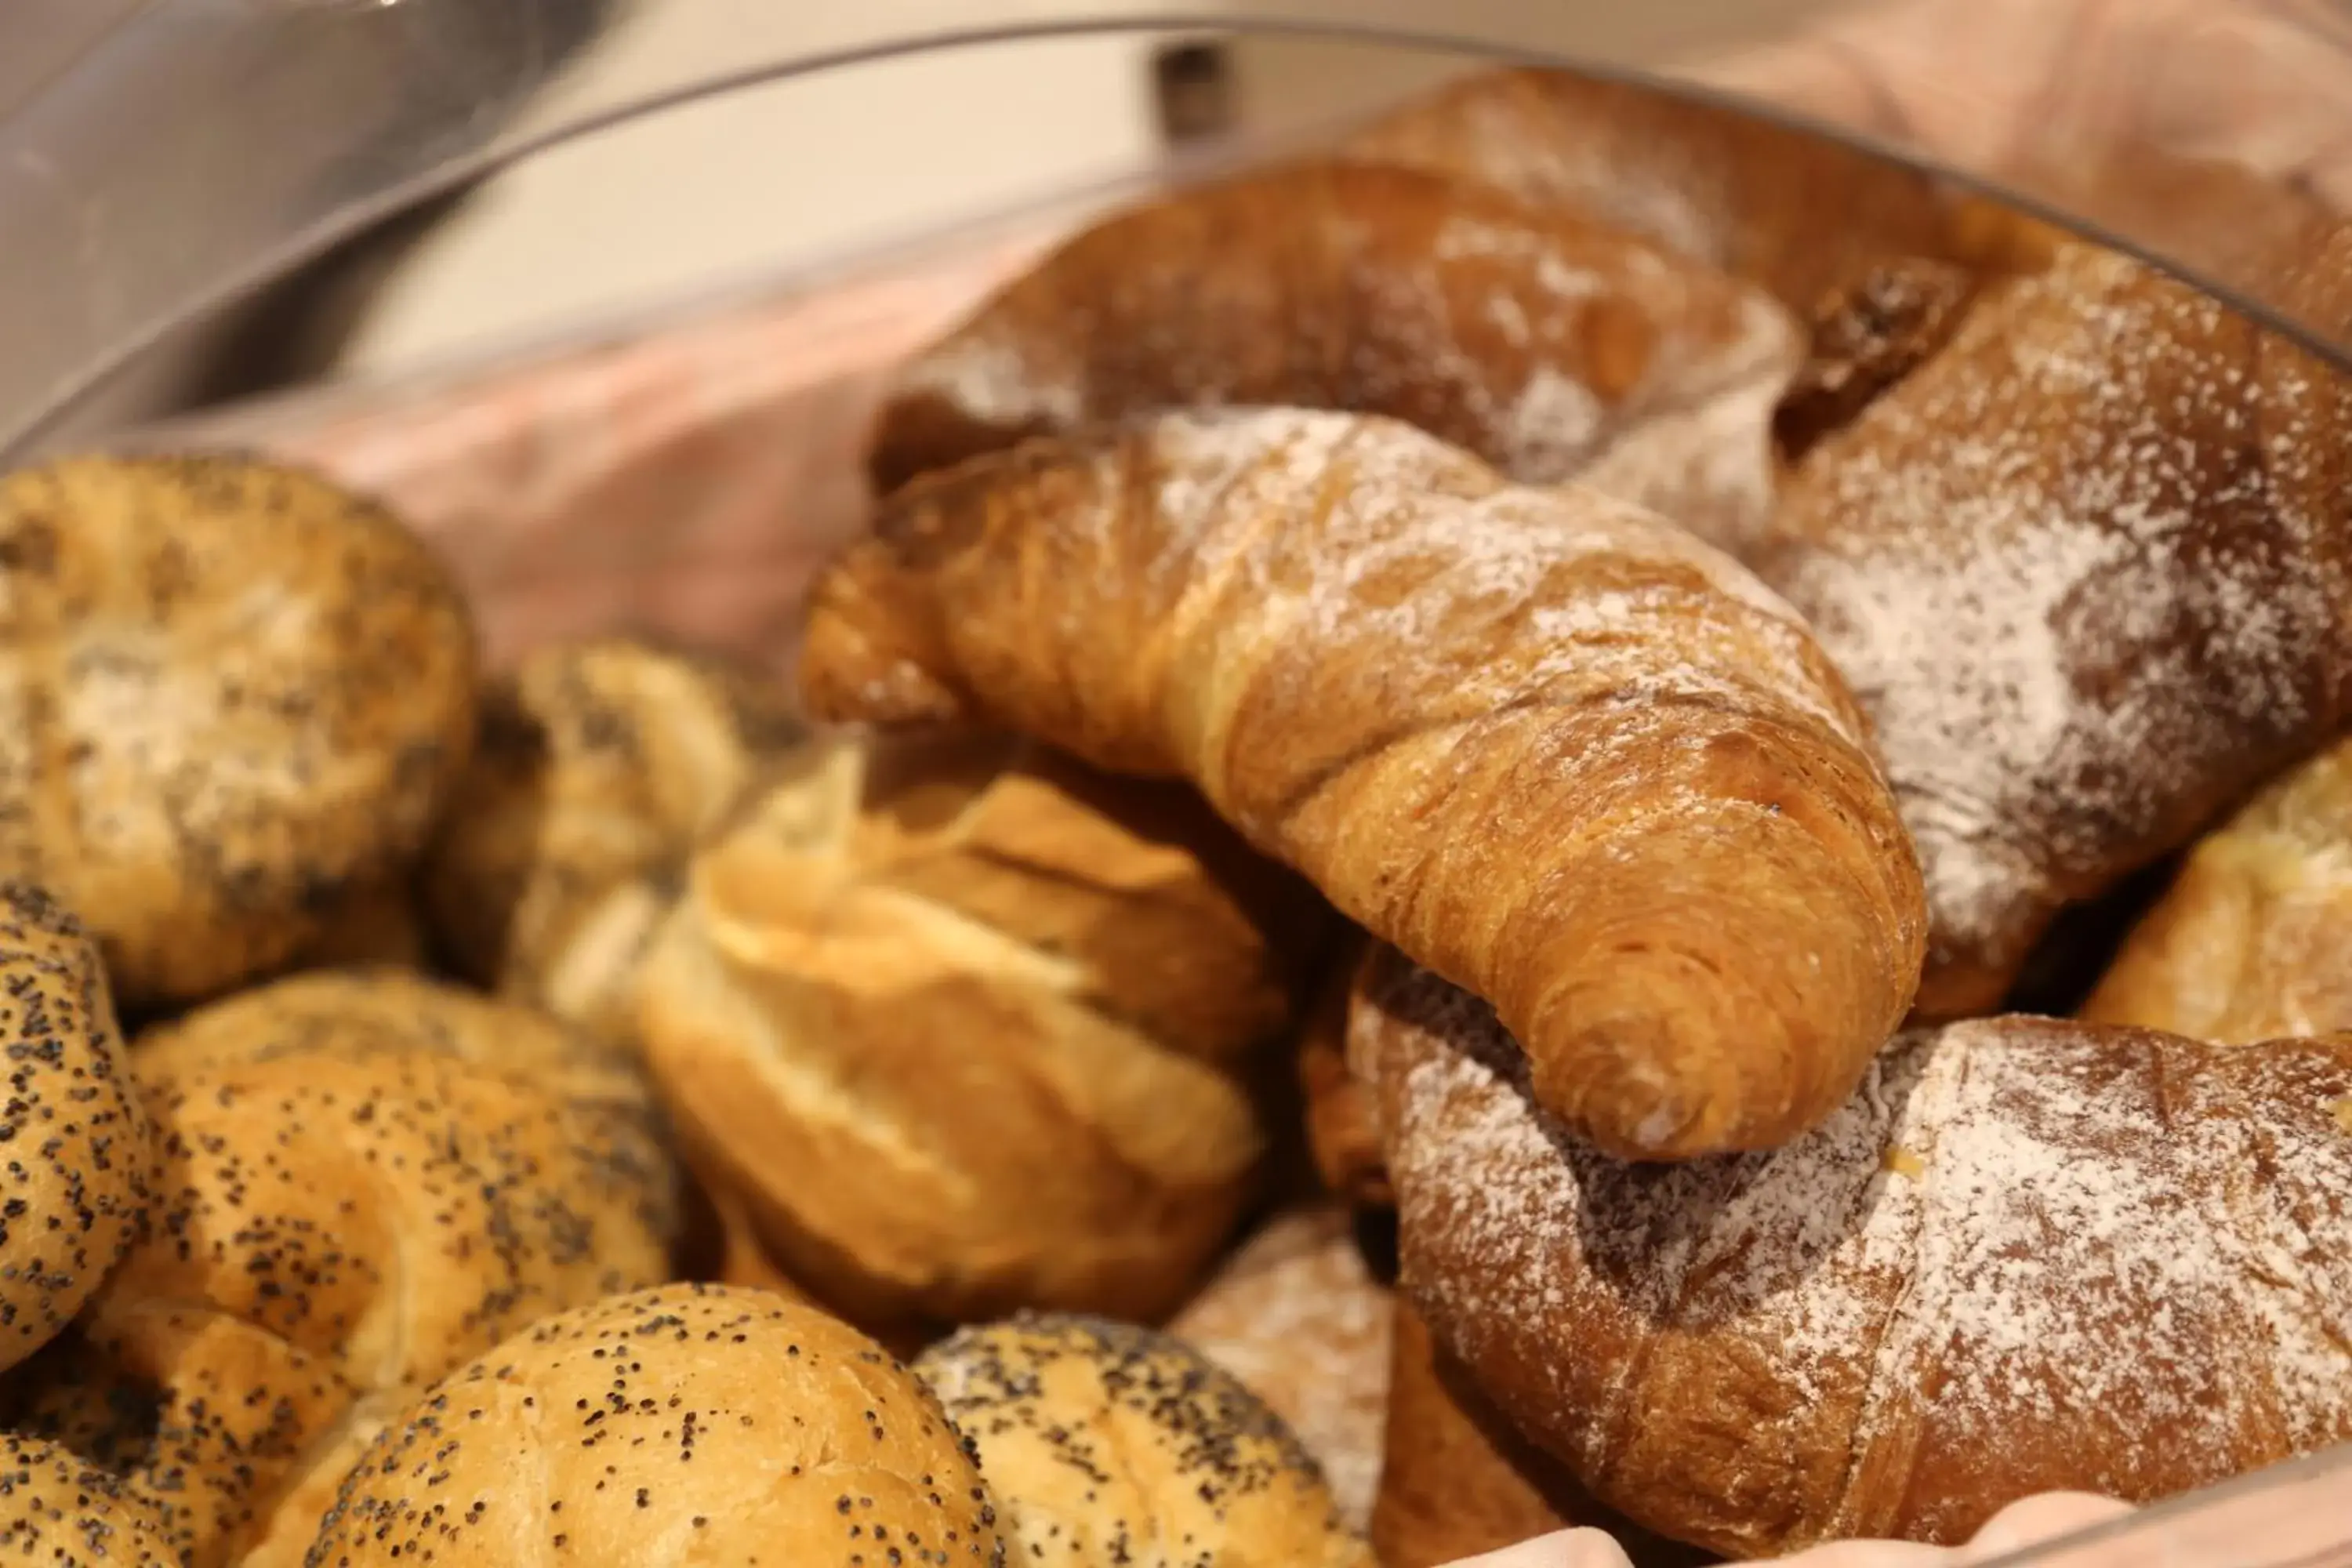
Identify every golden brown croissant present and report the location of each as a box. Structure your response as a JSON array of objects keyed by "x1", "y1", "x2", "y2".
[
  {"x1": 799, "y1": 408, "x2": 1926, "y2": 1160},
  {"x1": 2082, "y1": 736, "x2": 2352, "y2": 1041},
  {"x1": 869, "y1": 160, "x2": 1800, "y2": 550},
  {"x1": 1752, "y1": 240, "x2": 2352, "y2": 1018},
  {"x1": 1337, "y1": 68, "x2": 1969, "y2": 312},
  {"x1": 1355, "y1": 948, "x2": 2352, "y2": 1556}
]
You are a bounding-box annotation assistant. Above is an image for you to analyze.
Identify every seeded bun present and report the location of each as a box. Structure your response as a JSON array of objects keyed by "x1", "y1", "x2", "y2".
[
  {"x1": 0, "y1": 454, "x2": 477, "y2": 1007},
  {"x1": 914, "y1": 1313, "x2": 1372, "y2": 1568},
  {"x1": 0, "y1": 884, "x2": 158, "y2": 1375},
  {"x1": 423, "y1": 637, "x2": 808, "y2": 1044},
  {"x1": 307, "y1": 1283, "x2": 1007, "y2": 1568},
  {"x1": 0, "y1": 1432, "x2": 176, "y2": 1566},
  {"x1": 3, "y1": 1028, "x2": 674, "y2": 1568}
]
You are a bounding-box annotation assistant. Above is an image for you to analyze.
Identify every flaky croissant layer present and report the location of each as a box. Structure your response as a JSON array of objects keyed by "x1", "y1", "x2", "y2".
[{"x1": 800, "y1": 408, "x2": 1926, "y2": 1158}]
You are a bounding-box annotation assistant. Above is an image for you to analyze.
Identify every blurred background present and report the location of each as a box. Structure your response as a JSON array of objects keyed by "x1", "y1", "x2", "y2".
[{"x1": 4, "y1": 0, "x2": 1853, "y2": 439}]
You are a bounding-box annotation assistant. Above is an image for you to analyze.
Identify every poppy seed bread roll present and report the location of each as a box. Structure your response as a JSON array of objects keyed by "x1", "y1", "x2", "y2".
[
  {"x1": 0, "y1": 454, "x2": 477, "y2": 1007},
  {"x1": 305, "y1": 1283, "x2": 1007, "y2": 1568},
  {"x1": 637, "y1": 731, "x2": 1328, "y2": 1327},
  {"x1": 0, "y1": 1432, "x2": 177, "y2": 1566},
  {"x1": 916, "y1": 1313, "x2": 1371, "y2": 1568},
  {"x1": 423, "y1": 637, "x2": 808, "y2": 1046},
  {"x1": 0, "y1": 884, "x2": 157, "y2": 1376},
  {"x1": 4, "y1": 1013, "x2": 676, "y2": 1568}
]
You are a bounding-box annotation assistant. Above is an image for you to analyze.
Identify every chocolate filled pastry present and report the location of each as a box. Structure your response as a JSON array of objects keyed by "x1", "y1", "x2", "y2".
[
  {"x1": 307, "y1": 1284, "x2": 1004, "y2": 1568},
  {"x1": 1355, "y1": 945, "x2": 2352, "y2": 1556},
  {"x1": 0, "y1": 455, "x2": 477, "y2": 1008},
  {"x1": 916, "y1": 1312, "x2": 1371, "y2": 1568},
  {"x1": 423, "y1": 635, "x2": 808, "y2": 1046},
  {"x1": 636, "y1": 728, "x2": 1328, "y2": 1327},
  {"x1": 1167, "y1": 1203, "x2": 1395, "y2": 1531},
  {"x1": 1753, "y1": 239, "x2": 2352, "y2": 1018},
  {"x1": 799, "y1": 408, "x2": 1926, "y2": 1160},
  {"x1": 2082, "y1": 736, "x2": 2352, "y2": 1041},
  {"x1": 870, "y1": 159, "x2": 1800, "y2": 550}
]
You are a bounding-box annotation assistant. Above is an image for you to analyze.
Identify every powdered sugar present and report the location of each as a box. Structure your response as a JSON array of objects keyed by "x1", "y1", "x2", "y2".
[
  {"x1": 1769, "y1": 244, "x2": 2352, "y2": 991},
  {"x1": 1169, "y1": 1206, "x2": 1394, "y2": 1531},
  {"x1": 1371, "y1": 968, "x2": 2352, "y2": 1548}
]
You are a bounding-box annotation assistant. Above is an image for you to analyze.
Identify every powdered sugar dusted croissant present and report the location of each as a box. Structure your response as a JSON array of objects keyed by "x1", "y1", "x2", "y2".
[
  {"x1": 800, "y1": 408, "x2": 1926, "y2": 1159},
  {"x1": 1356, "y1": 948, "x2": 2352, "y2": 1555},
  {"x1": 1754, "y1": 241, "x2": 2352, "y2": 1017},
  {"x1": 870, "y1": 160, "x2": 1801, "y2": 550}
]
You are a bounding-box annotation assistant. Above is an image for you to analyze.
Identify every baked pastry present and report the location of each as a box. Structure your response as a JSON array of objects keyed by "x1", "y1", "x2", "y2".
[
  {"x1": 798, "y1": 407, "x2": 1926, "y2": 1159},
  {"x1": 1297, "y1": 941, "x2": 1393, "y2": 1208},
  {"x1": 290, "y1": 879, "x2": 432, "y2": 971},
  {"x1": 1355, "y1": 947, "x2": 2352, "y2": 1555},
  {"x1": 129, "y1": 965, "x2": 681, "y2": 1250},
  {"x1": 2082, "y1": 737, "x2": 2352, "y2": 1041},
  {"x1": 4, "y1": 1014, "x2": 676, "y2": 1568},
  {"x1": 1753, "y1": 240, "x2": 2352, "y2": 1017},
  {"x1": 916, "y1": 1312, "x2": 1370, "y2": 1568},
  {"x1": 0, "y1": 454, "x2": 477, "y2": 1007},
  {"x1": 637, "y1": 728, "x2": 1323, "y2": 1326},
  {"x1": 1167, "y1": 1203, "x2": 1394, "y2": 1531},
  {"x1": 1771, "y1": 258, "x2": 1981, "y2": 461},
  {"x1": 1337, "y1": 68, "x2": 1969, "y2": 312},
  {"x1": 306, "y1": 1283, "x2": 1004, "y2": 1568},
  {"x1": 0, "y1": 884, "x2": 156, "y2": 1377},
  {"x1": 423, "y1": 636, "x2": 808, "y2": 1045},
  {"x1": 869, "y1": 160, "x2": 1800, "y2": 550},
  {"x1": 0, "y1": 1432, "x2": 176, "y2": 1566},
  {"x1": 1374, "y1": 1298, "x2": 1715, "y2": 1568}
]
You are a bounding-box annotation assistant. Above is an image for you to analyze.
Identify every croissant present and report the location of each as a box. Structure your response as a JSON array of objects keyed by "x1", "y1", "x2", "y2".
[
  {"x1": 1355, "y1": 949, "x2": 2352, "y2": 1555},
  {"x1": 2082, "y1": 736, "x2": 2352, "y2": 1041},
  {"x1": 1336, "y1": 68, "x2": 1971, "y2": 312},
  {"x1": 1752, "y1": 239, "x2": 2352, "y2": 1016},
  {"x1": 799, "y1": 408, "x2": 1926, "y2": 1160},
  {"x1": 869, "y1": 160, "x2": 1800, "y2": 550}
]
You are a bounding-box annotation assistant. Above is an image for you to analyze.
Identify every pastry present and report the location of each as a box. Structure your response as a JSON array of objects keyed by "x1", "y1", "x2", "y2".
[
  {"x1": 1771, "y1": 257, "x2": 1981, "y2": 462},
  {"x1": 2082, "y1": 736, "x2": 2352, "y2": 1040},
  {"x1": 636, "y1": 729, "x2": 1325, "y2": 1326},
  {"x1": 3, "y1": 1014, "x2": 676, "y2": 1568},
  {"x1": 798, "y1": 407, "x2": 1926, "y2": 1159},
  {"x1": 869, "y1": 159, "x2": 1800, "y2": 550},
  {"x1": 1374, "y1": 1299, "x2": 1714, "y2": 1568},
  {"x1": 306, "y1": 1283, "x2": 1004, "y2": 1568},
  {"x1": 1753, "y1": 240, "x2": 2352, "y2": 1017},
  {"x1": 916, "y1": 1312, "x2": 1371, "y2": 1568},
  {"x1": 0, "y1": 455, "x2": 477, "y2": 1007},
  {"x1": 1298, "y1": 941, "x2": 1393, "y2": 1208},
  {"x1": 0, "y1": 884, "x2": 156, "y2": 1377},
  {"x1": 1356, "y1": 948, "x2": 2352, "y2": 1555},
  {"x1": 290, "y1": 879, "x2": 433, "y2": 971},
  {"x1": 1337, "y1": 68, "x2": 1969, "y2": 312},
  {"x1": 0, "y1": 1432, "x2": 176, "y2": 1567},
  {"x1": 1167, "y1": 1203, "x2": 1395, "y2": 1531},
  {"x1": 422, "y1": 635, "x2": 808, "y2": 1046}
]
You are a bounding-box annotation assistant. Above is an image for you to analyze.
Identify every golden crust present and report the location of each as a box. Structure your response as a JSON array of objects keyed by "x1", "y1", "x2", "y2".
[
  {"x1": 916, "y1": 1312, "x2": 1371, "y2": 1568},
  {"x1": 307, "y1": 1283, "x2": 1005, "y2": 1568},
  {"x1": 637, "y1": 733, "x2": 1319, "y2": 1326},
  {"x1": 799, "y1": 408, "x2": 1925, "y2": 1160},
  {"x1": 0, "y1": 454, "x2": 477, "y2": 1007},
  {"x1": 423, "y1": 636, "x2": 807, "y2": 1045},
  {"x1": 0, "y1": 1432, "x2": 178, "y2": 1566}
]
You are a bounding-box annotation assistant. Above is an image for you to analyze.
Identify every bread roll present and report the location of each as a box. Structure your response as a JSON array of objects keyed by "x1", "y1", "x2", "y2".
[
  {"x1": 423, "y1": 636, "x2": 808, "y2": 1044},
  {"x1": 637, "y1": 730, "x2": 1327, "y2": 1326},
  {"x1": 1167, "y1": 1204, "x2": 1394, "y2": 1531},
  {"x1": 0, "y1": 1432, "x2": 176, "y2": 1566},
  {"x1": 3, "y1": 1016, "x2": 676, "y2": 1568},
  {"x1": 916, "y1": 1313, "x2": 1370, "y2": 1568},
  {"x1": 0, "y1": 454, "x2": 477, "y2": 1007},
  {"x1": 1357, "y1": 952, "x2": 2352, "y2": 1555},
  {"x1": 2083, "y1": 737, "x2": 2352, "y2": 1041},
  {"x1": 307, "y1": 1283, "x2": 1004, "y2": 1568},
  {"x1": 0, "y1": 884, "x2": 156, "y2": 1377}
]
